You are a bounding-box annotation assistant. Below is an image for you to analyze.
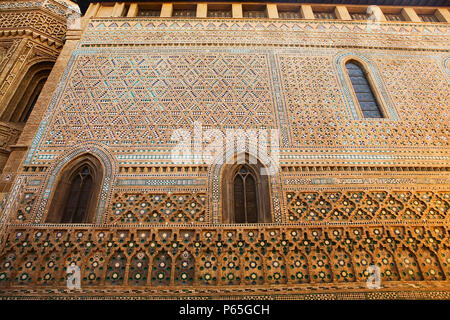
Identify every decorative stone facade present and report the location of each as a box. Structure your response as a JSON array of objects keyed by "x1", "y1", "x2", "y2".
[
  {"x1": 0, "y1": 1, "x2": 448, "y2": 299},
  {"x1": 0, "y1": 0, "x2": 73, "y2": 187}
]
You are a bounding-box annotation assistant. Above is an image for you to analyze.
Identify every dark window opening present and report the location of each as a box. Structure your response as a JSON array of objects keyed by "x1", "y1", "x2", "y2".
[
  {"x1": 243, "y1": 5, "x2": 267, "y2": 18},
  {"x1": 45, "y1": 155, "x2": 103, "y2": 224},
  {"x1": 233, "y1": 166, "x2": 258, "y2": 223},
  {"x1": 208, "y1": 4, "x2": 232, "y2": 18},
  {"x1": 346, "y1": 61, "x2": 384, "y2": 119},
  {"x1": 22, "y1": 76, "x2": 47, "y2": 122},
  {"x1": 384, "y1": 13, "x2": 405, "y2": 21},
  {"x1": 61, "y1": 165, "x2": 93, "y2": 223},
  {"x1": 221, "y1": 156, "x2": 272, "y2": 224}
]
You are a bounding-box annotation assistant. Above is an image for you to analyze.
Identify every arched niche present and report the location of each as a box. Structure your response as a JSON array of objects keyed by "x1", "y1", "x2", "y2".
[
  {"x1": 45, "y1": 154, "x2": 104, "y2": 223},
  {"x1": 1, "y1": 61, "x2": 54, "y2": 123},
  {"x1": 221, "y1": 154, "x2": 272, "y2": 224}
]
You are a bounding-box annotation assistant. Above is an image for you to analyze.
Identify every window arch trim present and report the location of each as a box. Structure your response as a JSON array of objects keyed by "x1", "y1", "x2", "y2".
[
  {"x1": 220, "y1": 154, "x2": 272, "y2": 224},
  {"x1": 1, "y1": 61, "x2": 53, "y2": 123},
  {"x1": 39, "y1": 145, "x2": 115, "y2": 224},
  {"x1": 232, "y1": 164, "x2": 259, "y2": 224},
  {"x1": 45, "y1": 155, "x2": 103, "y2": 224},
  {"x1": 336, "y1": 53, "x2": 398, "y2": 120}
]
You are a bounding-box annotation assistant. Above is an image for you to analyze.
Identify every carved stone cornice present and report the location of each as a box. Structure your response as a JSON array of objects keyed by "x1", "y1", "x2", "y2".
[
  {"x1": 0, "y1": 0, "x2": 74, "y2": 46},
  {"x1": 0, "y1": 121, "x2": 24, "y2": 153},
  {"x1": 0, "y1": 0, "x2": 75, "y2": 19}
]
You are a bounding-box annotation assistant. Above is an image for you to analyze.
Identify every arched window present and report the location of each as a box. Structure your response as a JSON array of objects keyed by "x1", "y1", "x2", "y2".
[
  {"x1": 345, "y1": 61, "x2": 384, "y2": 119},
  {"x1": 46, "y1": 155, "x2": 103, "y2": 223},
  {"x1": 233, "y1": 165, "x2": 258, "y2": 223},
  {"x1": 61, "y1": 165, "x2": 94, "y2": 223},
  {"x1": 1, "y1": 61, "x2": 53, "y2": 123},
  {"x1": 222, "y1": 155, "x2": 272, "y2": 224}
]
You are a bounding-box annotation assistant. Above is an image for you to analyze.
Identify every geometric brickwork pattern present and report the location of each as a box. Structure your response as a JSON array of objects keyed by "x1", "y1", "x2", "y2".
[
  {"x1": 28, "y1": 49, "x2": 450, "y2": 159},
  {"x1": 42, "y1": 52, "x2": 276, "y2": 147},
  {"x1": 0, "y1": 15, "x2": 449, "y2": 299},
  {"x1": 22, "y1": 18, "x2": 450, "y2": 165},
  {"x1": 109, "y1": 192, "x2": 207, "y2": 223},
  {"x1": 0, "y1": 225, "x2": 448, "y2": 294},
  {"x1": 286, "y1": 190, "x2": 449, "y2": 222},
  {"x1": 278, "y1": 54, "x2": 449, "y2": 147},
  {"x1": 81, "y1": 19, "x2": 450, "y2": 51}
]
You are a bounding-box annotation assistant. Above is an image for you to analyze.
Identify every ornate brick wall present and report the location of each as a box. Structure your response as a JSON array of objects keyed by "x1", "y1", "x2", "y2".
[{"x1": 0, "y1": 9, "x2": 449, "y2": 299}]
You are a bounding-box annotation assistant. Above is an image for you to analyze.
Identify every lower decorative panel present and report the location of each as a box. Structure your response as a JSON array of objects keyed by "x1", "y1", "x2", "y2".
[{"x1": 0, "y1": 225, "x2": 448, "y2": 299}]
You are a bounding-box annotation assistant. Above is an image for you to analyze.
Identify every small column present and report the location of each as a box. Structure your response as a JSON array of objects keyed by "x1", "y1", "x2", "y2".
[
  {"x1": 335, "y1": 5, "x2": 352, "y2": 20},
  {"x1": 112, "y1": 2, "x2": 126, "y2": 17},
  {"x1": 401, "y1": 8, "x2": 420, "y2": 22},
  {"x1": 232, "y1": 3, "x2": 243, "y2": 18},
  {"x1": 161, "y1": 3, "x2": 173, "y2": 17},
  {"x1": 127, "y1": 3, "x2": 139, "y2": 17},
  {"x1": 85, "y1": 3, "x2": 100, "y2": 18},
  {"x1": 82, "y1": 3, "x2": 100, "y2": 30},
  {"x1": 95, "y1": 4, "x2": 114, "y2": 17},
  {"x1": 196, "y1": 3, "x2": 207, "y2": 18},
  {"x1": 266, "y1": 4, "x2": 279, "y2": 19},
  {"x1": 435, "y1": 8, "x2": 450, "y2": 23},
  {"x1": 300, "y1": 5, "x2": 315, "y2": 20}
]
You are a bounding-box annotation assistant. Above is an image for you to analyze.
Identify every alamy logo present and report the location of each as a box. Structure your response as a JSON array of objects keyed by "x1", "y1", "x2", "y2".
[
  {"x1": 366, "y1": 265, "x2": 381, "y2": 289},
  {"x1": 170, "y1": 122, "x2": 280, "y2": 175},
  {"x1": 366, "y1": 5, "x2": 382, "y2": 31},
  {"x1": 66, "y1": 264, "x2": 81, "y2": 290}
]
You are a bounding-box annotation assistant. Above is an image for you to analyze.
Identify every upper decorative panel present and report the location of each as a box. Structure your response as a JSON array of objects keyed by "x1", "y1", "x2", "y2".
[
  {"x1": 82, "y1": 18, "x2": 449, "y2": 50},
  {"x1": 0, "y1": 1, "x2": 70, "y2": 43},
  {"x1": 22, "y1": 18, "x2": 450, "y2": 166}
]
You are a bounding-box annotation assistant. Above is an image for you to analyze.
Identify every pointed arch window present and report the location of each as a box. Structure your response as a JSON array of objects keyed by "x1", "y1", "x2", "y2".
[
  {"x1": 46, "y1": 155, "x2": 103, "y2": 224},
  {"x1": 61, "y1": 165, "x2": 93, "y2": 223},
  {"x1": 345, "y1": 61, "x2": 384, "y2": 119},
  {"x1": 233, "y1": 166, "x2": 258, "y2": 223},
  {"x1": 222, "y1": 156, "x2": 272, "y2": 224},
  {"x1": 1, "y1": 61, "x2": 53, "y2": 123}
]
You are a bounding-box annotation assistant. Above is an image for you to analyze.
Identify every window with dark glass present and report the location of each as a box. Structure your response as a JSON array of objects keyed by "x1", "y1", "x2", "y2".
[
  {"x1": 233, "y1": 166, "x2": 258, "y2": 223},
  {"x1": 46, "y1": 155, "x2": 103, "y2": 224},
  {"x1": 345, "y1": 61, "x2": 384, "y2": 119},
  {"x1": 221, "y1": 156, "x2": 272, "y2": 224},
  {"x1": 61, "y1": 165, "x2": 93, "y2": 223}
]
